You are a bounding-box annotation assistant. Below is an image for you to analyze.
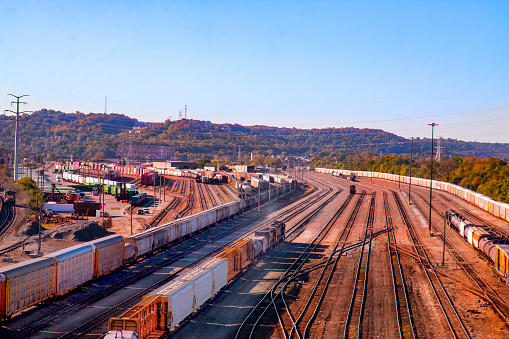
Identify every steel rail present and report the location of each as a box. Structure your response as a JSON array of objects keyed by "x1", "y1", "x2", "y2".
[
  {"x1": 145, "y1": 197, "x2": 181, "y2": 229},
  {"x1": 300, "y1": 191, "x2": 367, "y2": 339},
  {"x1": 343, "y1": 192, "x2": 373, "y2": 338},
  {"x1": 393, "y1": 191, "x2": 470, "y2": 339},
  {"x1": 235, "y1": 191, "x2": 354, "y2": 339},
  {"x1": 59, "y1": 179, "x2": 331, "y2": 338},
  {"x1": 288, "y1": 191, "x2": 363, "y2": 339},
  {"x1": 8, "y1": 180, "x2": 305, "y2": 339},
  {"x1": 384, "y1": 192, "x2": 415, "y2": 339}
]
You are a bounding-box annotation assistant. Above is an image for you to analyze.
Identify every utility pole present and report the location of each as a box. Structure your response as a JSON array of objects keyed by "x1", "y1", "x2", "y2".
[
  {"x1": 4, "y1": 94, "x2": 30, "y2": 181},
  {"x1": 428, "y1": 123, "x2": 438, "y2": 237}
]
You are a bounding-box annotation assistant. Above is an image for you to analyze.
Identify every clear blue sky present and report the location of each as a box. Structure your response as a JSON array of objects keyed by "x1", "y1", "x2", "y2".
[{"x1": 1, "y1": 1, "x2": 508, "y2": 143}]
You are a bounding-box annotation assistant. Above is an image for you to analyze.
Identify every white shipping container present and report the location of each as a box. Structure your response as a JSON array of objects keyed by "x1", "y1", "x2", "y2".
[{"x1": 44, "y1": 203, "x2": 75, "y2": 212}]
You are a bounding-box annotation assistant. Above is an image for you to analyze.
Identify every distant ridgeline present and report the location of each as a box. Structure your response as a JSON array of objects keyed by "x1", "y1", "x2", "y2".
[{"x1": 0, "y1": 110, "x2": 508, "y2": 160}]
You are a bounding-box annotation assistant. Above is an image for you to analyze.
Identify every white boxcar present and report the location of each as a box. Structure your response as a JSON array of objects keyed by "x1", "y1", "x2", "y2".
[
  {"x1": 126, "y1": 231, "x2": 154, "y2": 259},
  {"x1": 198, "y1": 258, "x2": 228, "y2": 295},
  {"x1": 0, "y1": 257, "x2": 55, "y2": 316},
  {"x1": 155, "y1": 279, "x2": 195, "y2": 330},
  {"x1": 45, "y1": 244, "x2": 95, "y2": 295},
  {"x1": 89, "y1": 235, "x2": 125, "y2": 277},
  {"x1": 179, "y1": 268, "x2": 213, "y2": 309}
]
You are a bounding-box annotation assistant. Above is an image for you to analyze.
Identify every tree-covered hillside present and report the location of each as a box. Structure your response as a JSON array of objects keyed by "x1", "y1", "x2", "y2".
[{"x1": 0, "y1": 110, "x2": 508, "y2": 161}]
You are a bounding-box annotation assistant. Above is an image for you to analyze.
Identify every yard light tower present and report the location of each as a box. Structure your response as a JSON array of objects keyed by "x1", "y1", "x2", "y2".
[
  {"x1": 408, "y1": 137, "x2": 413, "y2": 205},
  {"x1": 428, "y1": 123, "x2": 438, "y2": 236},
  {"x1": 398, "y1": 142, "x2": 402, "y2": 191}
]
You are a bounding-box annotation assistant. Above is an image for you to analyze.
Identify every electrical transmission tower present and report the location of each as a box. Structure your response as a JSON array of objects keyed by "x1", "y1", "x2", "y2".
[
  {"x1": 435, "y1": 137, "x2": 444, "y2": 162},
  {"x1": 4, "y1": 94, "x2": 32, "y2": 181}
]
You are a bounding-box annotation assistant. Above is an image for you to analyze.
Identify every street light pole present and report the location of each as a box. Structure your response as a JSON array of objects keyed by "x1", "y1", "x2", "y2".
[
  {"x1": 428, "y1": 123, "x2": 438, "y2": 236},
  {"x1": 442, "y1": 214, "x2": 447, "y2": 266}
]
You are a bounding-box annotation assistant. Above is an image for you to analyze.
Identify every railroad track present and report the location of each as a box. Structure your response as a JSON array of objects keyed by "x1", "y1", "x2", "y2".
[
  {"x1": 0, "y1": 196, "x2": 16, "y2": 236},
  {"x1": 174, "y1": 181, "x2": 195, "y2": 219},
  {"x1": 145, "y1": 197, "x2": 181, "y2": 229},
  {"x1": 46, "y1": 179, "x2": 330, "y2": 338},
  {"x1": 235, "y1": 191, "x2": 357, "y2": 338},
  {"x1": 7, "y1": 180, "x2": 309, "y2": 339},
  {"x1": 343, "y1": 191, "x2": 374, "y2": 339},
  {"x1": 384, "y1": 191, "x2": 415, "y2": 339},
  {"x1": 393, "y1": 191, "x2": 471, "y2": 339},
  {"x1": 196, "y1": 181, "x2": 208, "y2": 211},
  {"x1": 212, "y1": 184, "x2": 228, "y2": 204},
  {"x1": 203, "y1": 183, "x2": 219, "y2": 207},
  {"x1": 293, "y1": 191, "x2": 367, "y2": 339}
]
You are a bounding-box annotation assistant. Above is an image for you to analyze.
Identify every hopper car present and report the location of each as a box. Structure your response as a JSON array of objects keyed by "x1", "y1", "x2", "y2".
[
  {"x1": 445, "y1": 210, "x2": 509, "y2": 276},
  {"x1": 0, "y1": 185, "x2": 288, "y2": 321},
  {"x1": 109, "y1": 221, "x2": 285, "y2": 338}
]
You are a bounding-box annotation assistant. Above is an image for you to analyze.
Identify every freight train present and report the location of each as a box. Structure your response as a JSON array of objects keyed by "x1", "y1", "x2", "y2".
[
  {"x1": 445, "y1": 210, "x2": 509, "y2": 276},
  {"x1": 0, "y1": 185, "x2": 291, "y2": 321},
  {"x1": 3, "y1": 189, "x2": 15, "y2": 206},
  {"x1": 108, "y1": 221, "x2": 286, "y2": 338}
]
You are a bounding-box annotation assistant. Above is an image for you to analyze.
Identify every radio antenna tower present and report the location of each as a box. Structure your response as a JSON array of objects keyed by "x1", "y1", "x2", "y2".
[
  {"x1": 105, "y1": 96, "x2": 107, "y2": 114},
  {"x1": 185, "y1": 105, "x2": 187, "y2": 119},
  {"x1": 435, "y1": 137, "x2": 444, "y2": 162},
  {"x1": 178, "y1": 110, "x2": 183, "y2": 120}
]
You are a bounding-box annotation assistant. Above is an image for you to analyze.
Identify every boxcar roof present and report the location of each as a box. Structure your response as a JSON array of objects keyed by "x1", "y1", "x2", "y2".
[
  {"x1": 0, "y1": 257, "x2": 55, "y2": 279},
  {"x1": 45, "y1": 244, "x2": 95, "y2": 263},
  {"x1": 496, "y1": 244, "x2": 509, "y2": 253},
  {"x1": 88, "y1": 234, "x2": 124, "y2": 249},
  {"x1": 153, "y1": 278, "x2": 192, "y2": 297}
]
